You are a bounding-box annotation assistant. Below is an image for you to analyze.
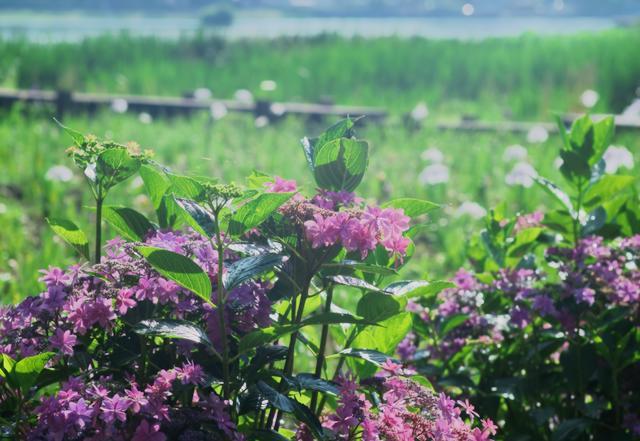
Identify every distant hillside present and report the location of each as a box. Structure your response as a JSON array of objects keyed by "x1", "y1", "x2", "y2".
[{"x1": 2, "y1": 0, "x2": 640, "y2": 16}]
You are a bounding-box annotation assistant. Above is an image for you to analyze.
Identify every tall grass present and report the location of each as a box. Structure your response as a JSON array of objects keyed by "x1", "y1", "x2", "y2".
[{"x1": 1, "y1": 28, "x2": 640, "y2": 118}]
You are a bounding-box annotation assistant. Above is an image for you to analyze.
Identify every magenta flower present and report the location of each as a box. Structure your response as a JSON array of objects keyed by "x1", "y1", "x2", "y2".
[
  {"x1": 304, "y1": 213, "x2": 343, "y2": 248},
  {"x1": 116, "y1": 288, "x2": 137, "y2": 315},
  {"x1": 176, "y1": 361, "x2": 205, "y2": 386},
  {"x1": 49, "y1": 329, "x2": 77, "y2": 356},
  {"x1": 457, "y1": 398, "x2": 480, "y2": 422},
  {"x1": 264, "y1": 176, "x2": 297, "y2": 193},
  {"x1": 100, "y1": 393, "x2": 130, "y2": 423}
]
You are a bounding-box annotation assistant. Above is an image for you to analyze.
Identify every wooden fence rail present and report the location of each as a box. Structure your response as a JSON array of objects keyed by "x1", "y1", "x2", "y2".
[
  {"x1": 1, "y1": 87, "x2": 639, "y2": 132},
  {"x1": 0, "y1": 87, "x2": 388, "y2": 122}
]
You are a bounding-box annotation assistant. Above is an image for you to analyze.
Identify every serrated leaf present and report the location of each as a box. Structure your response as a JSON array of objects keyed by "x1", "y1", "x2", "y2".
[
  {"x1": 223, "y1": 254, "x2": 287, "y2": 290},
  {"x1": 96, "y1": 148, "x2": 141, "y2": 191},
  {"x1": 46, "y1": 218, "x2": 90, "y2": 260},
  {"x1": 313, "y1": 138, "x2": 368, "y2": 192},
  {"x1": 54, "y1": 118, "x2": 84, "y2": 146},
  {"x1": 136, "y1": 246, "x2": 212, "y2": 304},
  {"x1": 357, "y1": 291, "x2": 404, "y2": 322},
  {"x1": 167, "y1": 173, "x2": 205, "y2": 200},
  {"x1": 133, "y1": 319, "x2": 212, "y2": 348},
  {"x1": 229, "y1": 192, "x2": 294, "y2": 236},
  {"x1": 102, "y1": 206, "x2": 154, "y2": 241}
]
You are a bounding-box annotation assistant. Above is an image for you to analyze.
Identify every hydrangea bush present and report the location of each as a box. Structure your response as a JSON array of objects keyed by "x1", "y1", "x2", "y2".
[
  {"x1": 0, "y1": 119, "x2": 494, "y2": 440},
  {"x1": 404, "y1": 115, "x2": 640, "y2": 440}
]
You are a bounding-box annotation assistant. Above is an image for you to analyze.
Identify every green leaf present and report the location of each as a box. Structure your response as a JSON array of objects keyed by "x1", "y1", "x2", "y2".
[
  {"x1": 591, "y1": 116, "x2": 615, "y2": 166},
  {"x1": 167, "y1": 173, "x2": 205, "y2": 200},
  {"x1": 223, "y1": 254, "x2": 287, "y2": 290},
  {"x1": 239, "y1": 312, "x2": 370, "y2": 353},
  {"x1": 334, "y1": 348, "x2": 397, "y2": 367},
  {"x1": 584, "y1": 175, "x2": 636, "y2": 208},
  {"x1": 54, "y1": 118, "x2": 84, "y2": 147},
  {"x1": 313, "y1": 138, "x2": 369, "y2": 192},
  {"x1": 322, "y1": 261, "x2": 397, "y2": 276},
  {"x1": 508, "y1": 227, "x2": 543, "y2": 258},
  {"x1": 357, "y1": 291, "x2": 404, "y2": 322},
  {"x1": 139, "y1": 164, "x2": 180, "y2": 229},
  {"x1": 96, "y1": 148, "x2": 141, "y2": 191},
  {"x1": 326, "y1": 275, "x2": 385, "y2": 293},
  {"x1": 228, "y1": 241, "x2": 284, "y2": 256},
  {"x1": 301, "y1": 117, "x2": 361, "y2": 171},
  {"x1": 133, "y1": 319, "x2": 213, "y2": 348},
  {"x1": 439, "y1": 314, "x2": 469, "y2": 337},
  {"x1": 534, "y1": 177, "x2": 576, "y2": 217},
  {"x1": 229, "y1": 192, "x2": 294, "y2": 236},
  {"x1": 174, "y1": 197, "x2": 216, "y2": 237},
  {"x1": 560, "y1": 150, "x2": 591, "y2": 182},
  {"x1": 102, "y1": 206, "x2": 154, "y2": 242},
  {"x1": 14, "y1": 352, "x2": 55, "y2": 394},
  {"x1": 136, "y1": 246, "x2": 212, "y2": 304},
  {"x1": 381, "y1": 198, "x2": 439, "y2": 218},
  {"x1": 46, "y1": 218, "x2": 90, "y2": 260},
  {"x1": 385, "y1": 280, "x2": 454, "y2": 300},
  {"x1": 294, "y1": 373, "x2": 340, "y2": 395}
]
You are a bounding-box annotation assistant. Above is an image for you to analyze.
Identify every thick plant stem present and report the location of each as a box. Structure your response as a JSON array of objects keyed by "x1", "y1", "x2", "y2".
[
  {"x1": 94, "y1": 195, "x2": 103, "y2": 264},
  {"x1": 310, "y1": 285, "x2": 333, "y2": 414}
]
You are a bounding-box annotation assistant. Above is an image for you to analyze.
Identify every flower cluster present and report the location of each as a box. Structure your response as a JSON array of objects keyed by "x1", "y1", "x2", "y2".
[
  {"x1": 265, "y1": 176, "x2": 411, "y2": 260},
  {"x1": 0, "y1": 230, "x2": 272, "y2": 439},
  {"x1": 297, "y1": 362, "x2": 496, "y2": 441}
]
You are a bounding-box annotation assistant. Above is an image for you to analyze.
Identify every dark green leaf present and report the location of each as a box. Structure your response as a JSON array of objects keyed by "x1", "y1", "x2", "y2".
[
  {"x1": 582, "y1": 207, "x2": 607, "y2": 236},
  {"x1": 385, "y1": 280, "x2": 454, "y2": 300},
  {"x1": 46, "y1": 218, "x2": 90, "y2": 260},
  {"x1": 336, "y1": 348, "x2": 396, "y2": 367},
  {"x1": 322, "y1": 261, "x2": 397, "y2": 276},
  {"x1": 223, "y1": 254, "x2": 287, "y2": 290},
  {"x1": 314, "y1": 138, "x2": 369, "y2": 192},
  {"x1": 534, "y1": 177, "x2": 576, "y2": 217},
  {"x1": 133, "y1": 319, "x2": 213, "y2": 348},
  {"x1": 552, "y1": 418, "x2": 591, "y2": 441},
  {"x1": 326, "y1": 275, "x2": 385, "y2": 293},
  {"x1": 228, "y1": 241, "x2": 284, "y2": 256},
  {"x1": 136, "y1": 246, "x2": 212, "y2": 304},
  {"x1": 102, "y1": 206, "x2": 154, "y2": 242},
  {"x1": 294, "y1": 373, "x2": 339, "y2": 395},
  {"x1": 174, "y1": 197, "x2": 216, "y2": 237},
  {"x1": 229, "y1": 192, "x2": 294, "y2": 236},
  {"x1": 357, "y1": 291, "x2": 403, "y2": 322},
  {"x1": 248, "y1": 429, "x2": 290, "y2": 441}
]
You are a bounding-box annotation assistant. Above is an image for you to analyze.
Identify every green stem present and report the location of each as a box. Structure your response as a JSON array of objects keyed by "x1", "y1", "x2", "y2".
[
  {"x1": 310, "y1": 285, "x2": 334, "y2": 414},
  {"x1": 268, "y1": 279, "x2": 311, "y2": 430},
  {"x1": 94, "y1": 194, "x2": 103, "y2": 264},
  {"x1": 215, "y1": 229, "x2": 231, "y2": 401}
]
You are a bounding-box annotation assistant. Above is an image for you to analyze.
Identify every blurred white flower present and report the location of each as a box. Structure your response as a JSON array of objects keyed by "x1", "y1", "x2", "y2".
[
  {"x1": 260, "y1": 80, "x2": 277, "y2": 92},
  {"x1": 527, "y1": 125, "x2": 549, "y2": 143},
  {"x1": 111, "y1": 98, "x2": 128, "y2": 114},
  {"x1": 255, "y1": 115, "x2": 269, "y2": 128},
  {"x1": 0, "y1": 203, "x2": 6, "y2": 214},
  {"x1": 411, "y1": 102, "x2": 429, "y2": 121},
  {"x1": 193, "y1": 87, "x2": 212, "y2": 101},
  {"x1": 210, "y1": 102, "x2": 228, "y2": 120},
  {"x1": 234, "y1": 89, "x2": 254, "y2": 103},
  {"x1": 554, "y1": 156, "x2": 564, "y2": 169},
  {"x1": 84, "y1": 164, "x2": 97, "y2": 182},
  {"x1": 270, "y1": 102, "x2": 286, "y2": 116},
  {"x1": 419, "y1": 163, "x2": 449, "y2": 185},
  {"x1": 45, "y1": 165, "x2": 73, "y2": 182},
  {"x1": 420, "y1": 147, "x2": 444, "y2": 163},
  {"x1": 505, "y1": 162, "x2": 538, "y2": 188},
  {"x1": 603, "y1": 145, "x2": 634, "y2": 174},
  {"x1": 462, "y1": 3, "x2": 475, "y2": 16},
  {"x1": 138, "y1": 112, "x2": 153, "y2": 124},
  {"x1": 0, "y1": 272, "x2": 11, "y2": 282},
  {"x1": 455, "y1": 201, "x2": 487, "y2": 219},
  {"x1": 503, "y1": 144, "x2": 528, "y2": 162},
  {"x1": 580, "y1": 89, "x2": 599, "y2": 108},
  {"x1": 297, "y1": 67, "x2": 310, "y2": 78}
]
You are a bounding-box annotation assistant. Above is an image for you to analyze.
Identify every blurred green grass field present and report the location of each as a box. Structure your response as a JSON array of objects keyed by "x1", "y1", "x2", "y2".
[{"x1": 1, "y1": 29, "x2": 639, "y2": 302}]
